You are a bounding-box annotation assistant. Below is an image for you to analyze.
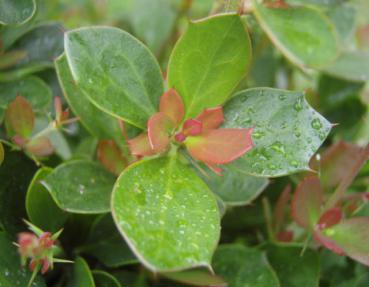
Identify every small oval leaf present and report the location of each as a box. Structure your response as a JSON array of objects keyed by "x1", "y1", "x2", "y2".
[{"x1": 0, "y1": 0, "x2": 36, "y2": 25}]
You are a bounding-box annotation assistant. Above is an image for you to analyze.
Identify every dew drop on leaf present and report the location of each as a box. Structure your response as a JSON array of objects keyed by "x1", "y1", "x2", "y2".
[{"x1": 311, "y1": 118, "x2": 322, "y2": 130}]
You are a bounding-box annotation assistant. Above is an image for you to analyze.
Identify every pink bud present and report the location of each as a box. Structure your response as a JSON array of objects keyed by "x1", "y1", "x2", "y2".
[{"x1": 175, "y1": 132, "x2": 186, "y2": 142}]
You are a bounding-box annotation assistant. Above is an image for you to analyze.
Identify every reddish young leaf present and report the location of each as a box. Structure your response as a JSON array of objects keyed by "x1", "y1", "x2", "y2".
[
  {"x1": 159, "y1": 88, "x2": 185, "y2": 126},
  {"x1": 186, "y1": 128, "x2": 253, "y2": 165},
  {"x1": 97, "y1": 140, "x2": 128, "y2": 175},
  {"x1": 273, "y1": 184, "x2": 291, "y2": 233},
  {"x1": 26, "y1": 137, "x2": 54, "y2": 157},
  {"x1": 147, "y1": 112, "x2": 174, "y2": 153},
  {"x1": 291, "y1": 176, "x2": 323, "y2": 230},
  {"x1": 182, "y1": 119, "x2": 203, "y2": 136},
  {"x1": 318, "y1": 141, "x2": 363, "y2": 189},
  {"x1": 316, "y1": 207, "x2": 342, "y2": 230},
  {"x1": 128, "y1": 133, "x2": 155, "y2": 157},
  {"x1": 276, "y1": 230, "x2": 293, "y2": 243},
  {"x1": 317, "y1": 218, "x2": 369, "y2": 265},
  {"x1": 196, "y1": 107, "x2": 224, "y2": 131},
  {"x1": 5, "y1": 95, "x2": 34, "y2": 138},
  {"x1": 313, "y1": 230, "x2": 345, "y2": 256}
]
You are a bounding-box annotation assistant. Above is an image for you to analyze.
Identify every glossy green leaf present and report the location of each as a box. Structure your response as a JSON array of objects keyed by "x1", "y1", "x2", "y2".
[
  {"x1": 267, "y1": 244, "x2": 320, "y2": 287},
  {"x1": 167, "y1": 14, "x2": 251, "y2": 119},
  {"x1": 65, "y1": 26, "x2": 164, "y2": 129},
  {"x1": 0, "y1": 232, "x2": 45, "y2": 287},
  {"x1": 252, "y1": 0, "x2": 339, "y2": 68},
  {"x1": 42, "y1": 160, "x2": 115, "y2": 214},
  {"x1": 10, "y1": 22, "x2": 64, "y2": 68},
  {"x1": 212, "y1": 244, "x2": 280, "y2": 287},
  {"x1": 327, "y1": 3, "x2": 356, "y2": 44},
  {"x1": 67, "y1": 257, "x2": 95, "y2": 287},
  {"x1": 323, "y1": 51, "x2": 369, "y2": 82},
  {"x1": 112, "y1": 156, "x2": 220, "y2": 271},
  {"x1": 55, "y1": 54, "x2": 125, "y2": 141},
  {"x1": 93, "y1": 270, "x2": 121, "y2": 287},
  {"x1": 0, "y1": 147, "x2": 37, "y2": 235},
  {"x1": 0, "y1": 76, "x2": 52, "y2": 122},
  {"x1": 0, "y1": 0, "x2": 36, "y2": 25},
  {"x1": 78, "y1": 214, "x2": 137, "y2": 267},
  {"x1": 223, "y1": 88, "x2": 332, "y2": 177},
  {"x1": 130, "y1": 0, "x2": 176, "y2": 53},
  {"x1": 162, "y1": 269, "x2": 226, "y2": 287},
  {"x1": 202, "y1": 166, "x2": 268, "y2": 206},
  {"x1": 26, "y1": 167, "x2": 68, "y2": 232}
]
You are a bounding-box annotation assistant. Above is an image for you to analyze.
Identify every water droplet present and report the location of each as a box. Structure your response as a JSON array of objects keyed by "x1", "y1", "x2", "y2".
[
  {"x1": 279, "y1": 94, "x2": 287, "y2": 101},
  {"x1": 319, "y1": 131, "x2": 326, "y2": 140},
  {"x1": 294, "y1": 126, "x2": 301, "y2": 138},
  {"x1": 311, "y1": 118, "x2": 322, "y2": 130},
  {"x1": 271, "y1": 141, "x2": 285, "y2": 155},
  {"x1": 78, "y1": 184, "x2": 85, "y2": 195},
  {"x1": 88, "y1": 78, "x2": 93, "y2": 84},
  {"x1": 290, "y1": 160, "x2": 299, "y2": 167},
  {"x1": 268, "y1": 163, "x2": 277, "y2": 170},
  {"x1": 294, "y1": 97, "x2": 303, "y2": 111},
  {"x1": 253, "y1": 130, "x2": 265, "y2": 139}
]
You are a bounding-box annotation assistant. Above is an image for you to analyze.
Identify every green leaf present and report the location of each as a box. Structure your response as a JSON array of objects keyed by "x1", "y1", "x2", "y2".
[
  {"x1": 323, "y1": 51, "x2": 369, "y2": 82},
  {"x1": 267, "y1": 244, "x2": 320, "y2": 287},
  {"x1": 78, "y1": 214, "x2": 137, "y2": 268},
  {"x1": 67, "y1": 257, "x2": 95, "y2": 287},
  {"x1": 111, "y1": 156, "x2": 220, "y2": 271},
  {"x1": 0, "y1": 232, "x2": 46, "y2": 287},
  {"x1": 162, "y1": 269, "x2": 226, "y2": 287},
  {"x1": 0, "y1": 0, "x2": 36, "y2": 25},
  {"x1": 42, "y1": 160, "x2": 115, "y2": 214},
  {"x1": 64, "y1": 26, "x2": 164, "y2": 129},
  {"x1": 212, "y1": 244, "x2": 280, "y2": 287},
  {"x1": 167, "y1": 14, "x2": 252, "y2": 119},
  {"x1": 201, "y1": 166, "x2": 268, "y2": 206},
  {"x1": 130, "y1": 0, "x2": 176, "y2": 53},
  {"x1": 10, "y1": 22, "x2": 64, "y2": 69},
  {"x1": 93, "y1": 270, "x2": 121, "y2": 287},
  {"x1": 26, "y1": 167, "x2": 68, "y2": 232},
  {"x1": 55, "y1": 54, "x2": 124, "y2": 141},
  {"x1": 0, "y1": 147, "x2": 37, "y2": 235},
  {"x1": 0, "y1": 76, "x2": 52, "y2": 123},
  {"x1": 0, "y1": 142, "x2": 3, "y2": 166},
  {"x1": 223, "y1": 88, "x2": 332, "y2": 177},
  {"x1": 252, "y1": 0, "x2": 339, "y2": 68}
]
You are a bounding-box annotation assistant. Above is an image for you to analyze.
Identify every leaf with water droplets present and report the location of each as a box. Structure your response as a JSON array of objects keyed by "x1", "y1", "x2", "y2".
[
  {"x1": 65, "y1": 27, "x2": 164, "y2": 129},
  {"x1": 223, "y1": 88, "x2": 332, "y2": 177},
  {"x1": 0, "y1": 0, "x2": 36, "y2": 25},
  {"x1": 42, "y1": 160, "x2": 115, "y2": 214},
  {"x1": 212, "y1": 244, "x2": 280, "y2": 287},
  {"x1": 0, "y1": 232, "x2": 46, "y2": 287},
  {"x1": 111, "y1": 156, "x2": 220, "y2": 272},
  {"x1": 167, "y1": 14, "x2": 252, "y2": 119},
  {"x1": 266, "y1": 244, "x2": 320, "y2": 287},
  {"x1": 252, "y1": 0, "x2": 339, "y2": 68}
]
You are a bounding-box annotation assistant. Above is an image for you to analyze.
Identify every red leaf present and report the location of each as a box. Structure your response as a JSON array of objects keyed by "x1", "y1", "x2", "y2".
[
  {"x1": 183, "y1": 119, "x2": 202, "y2": 136},
  {"x1": 5, "y1": 95, "x2": 34, "y2": 138},
  {"x1": 97, "y1": 140, "x2": 128, "y2": 175},
  {"x1": 273, "y1": 184, "x2": 291, "y2": 233},
  {"x1": 186, "y1": 128, "x2": 253, "y2": 165},
  {"x1": 26, "y1": 137, "x2": 54, "y2": 157},
  {"x1": 315, "y1": 217, "x2": 369, "y2": 265},
  {"x1": 128, "y1": 133, "x2": 155, "y2": 157},
  {"x1": 147, "y1": 112, "x2": 174, "y2": 153},
  {"x1": 291, "y1": 176, "x2": 323, "y2": 230},
  {"x1": 196, "y1": 107, "x2": 224, "y2": 131},
  {"x1": 276, "y1": 230, "x2": 293, "y2": 243},
  {"x1": 317, "y1": 208, "x2": 342, "y2": 230},
  {"x1": 313, "y1": 231, "x2": 345, "y2": 256},
  {"x1": 159, "y1": 88, "x2": 184, "y2": 126}
]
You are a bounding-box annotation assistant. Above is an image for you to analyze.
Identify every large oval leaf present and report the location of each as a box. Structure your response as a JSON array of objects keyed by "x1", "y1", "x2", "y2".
[
  {"x1": 223, "y1": 88, "x2": 332, "y2": 177},
  {"x1": 26, "y1": 167, "x2": 68, "y2": 232},
  {"x1": 65, "y1": 26, "x2": 164, "y2": 129},
  {"x1": 0, "y1": 232, "x2": 45, "y2": 287},
  {"x1": 167, "y1": 14, "x2": 251, "y2": 119},
  {"x1": 42, "y1": 160, "x2": 115, "y2": 214},
  {"x1": 212, "y1": 244, "x2": 280, "y2": 287},
  {"x1": 0, "y1": 0, "x2": 36, "y2": 25},
  {"x1": 252, "y1": 0, "x2": 339, "y2": 68},
  {"x1": 55, "y1": 54, "x2": 125, "y2": 141},
  {"x1": 112, "y1": 156, "x2": 220, "y2": 272}
]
